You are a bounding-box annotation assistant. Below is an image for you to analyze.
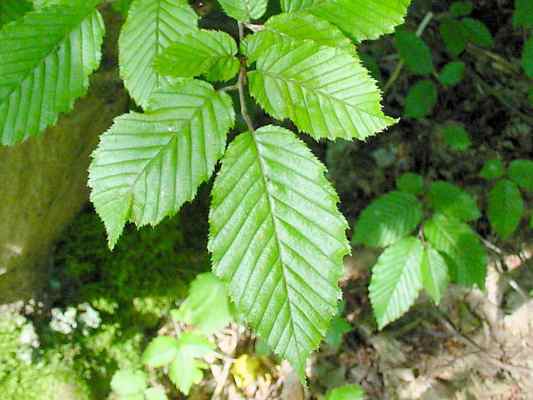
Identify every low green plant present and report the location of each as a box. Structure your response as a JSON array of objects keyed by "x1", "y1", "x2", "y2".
[
  {"x1": 480, "y1": 159, "x2": 533, "y2": 239},
  {"x1": 395, "y1": 1, "x2": 495, "y2": 120},
  {"x1": 354, "y1": 174, "x2": 487, "y2": 328},
  {"x1": 111, "y1": 272, "x2": 234, "y2": 398}
]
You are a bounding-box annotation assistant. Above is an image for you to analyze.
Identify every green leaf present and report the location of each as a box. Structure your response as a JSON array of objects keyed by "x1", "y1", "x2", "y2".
[
  {"x1": 462, "y1": 18, "x2": 494, "y2": 48},
  {"x1": 0, "y1": 1, "x2": 104, "y2": 145},
  {"x1": 325, "y1": 384, "x2": 365, "y2": 400},
  {"x1": 438, "y1": 61, "x2": 466, "y2": 87},
  {"x1": 480, "y1": 159, "x2": 505, "y2": 180},
  {"x1": 144, "y1": 387, "x2": 168, "y2": 400},
  {"x1": 353, "y1": 191, "x2": 423, "y2": 248},
  {"x1": 428, "y1": 181, "x2": 480, "y2": 222},
  {"x1": 208, "y1": 125, "x2": 350, "y2": 379},
  {"x1": 404, "y1": 80, "x2": 438, "y2": 119},
  {"x1": 31, "y1": 0, "x2": 62, "y2": 8},
  {"x1": 217, "y1": 0, "x2": 267, "y2": 21},
  {"x1": 168, "y1": 332, "x2": 214, "y2": 395},
  {"x1": 513, "y1": 0, "x2": 533, "y2": 29},
  {"x1": 0, "y1": 0, "x2": 32, "y2": 26},
  {"x1": 360, "y1": 52, "x2": 383, "y2": 83},
  {"x1": 111, "y1": 370, "x2": 147, "y2": 396},
  {"x1": 154, "y1": 30, "x2": 239, "y2": 82},
  {"x1": 394, "y1": 30, "x2": 433, "y2": 75},
  {"x1": 325, "y1": 316, "x2": 351, "y2": 350},
  {"x1": 488, "y1": 179, "x2": 524, "y2": 239},
  {"x1": 522, "y1": 37, "x2": 533, "y2": 79},
  {"x1": 369, "y1": 237, "x2": 424, "y2": 329},
  {"x1": 248, "y1": 40, "x2": 395, "y2": 141},
  {"x1": 440, "y1": 122, "x2": 471, "y2": 151},
  {"x1": 119, "y1": 0, "x2": 198, "y2": 108},
  {"x1": 142, "y1": 336, "x2": 179, "y2": 367},
  {"x1": 509, "y1": 159, "x2": 533, "y2": 191},
  {"x1": 89, "y1": 80, "x2": 235, "y2": 248},
  {"x1": 169, "y1": 359, "x2": 206, "y2": 395},
  {"x1": 439, "y1": 18, "x2": 467, "y2": 56},
  {"x1": 281, "y1": 0, "x2": 412, "y2": 42},
  {"x1": 450, "y1": 1, "x2": 473, "y2": 17},
  {"x1": 173, "y1": 272, "x2": 233, "y2": 335},
  {"x1": 396, "y1": 173, "x2": 424, "y2": 195},
  {"x1": 242, "y1": 12, "x2": 356, "y2": 63},
  {"x1": 424, "y1": 214, "x2": 487, "y2": 288},
  {"x1": 421, "y1": 243, "x2": 449, "y2": 304}
]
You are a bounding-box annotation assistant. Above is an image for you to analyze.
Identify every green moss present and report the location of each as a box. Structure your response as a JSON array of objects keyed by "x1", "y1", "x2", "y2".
[
  {"x1": 1, "y1": 210, "x2": 209, "y2": 399},
  {"x1": 0, "y1": 309, "x2": 90, "y2": 400}
]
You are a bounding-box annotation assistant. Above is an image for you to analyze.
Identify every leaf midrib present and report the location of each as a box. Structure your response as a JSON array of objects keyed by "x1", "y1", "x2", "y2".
[{"x1": 250, "y1": 132, "x2": 303, "y2": 366}]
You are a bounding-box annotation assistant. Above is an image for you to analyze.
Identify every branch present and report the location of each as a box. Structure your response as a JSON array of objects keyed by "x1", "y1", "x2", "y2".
[{"x1": 237, "y1": 22, "x2": 255, "y2": 133}]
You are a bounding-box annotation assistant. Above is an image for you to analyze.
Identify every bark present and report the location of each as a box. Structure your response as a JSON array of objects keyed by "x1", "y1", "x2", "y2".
[{"x1": 0, "y1": 9, "x2": 128, "y2": 303}]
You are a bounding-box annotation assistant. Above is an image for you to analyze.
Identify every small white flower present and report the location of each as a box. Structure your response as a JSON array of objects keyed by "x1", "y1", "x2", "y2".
[
  {"x1": 50, "y1": 307, "x2": 78, "y2": 335},
  {"x1": 19, "y1": 323, "x2": 39, "y2": 348},
  {"x1": 78, "y1": 303, "x2": 101, "y2": 329}
]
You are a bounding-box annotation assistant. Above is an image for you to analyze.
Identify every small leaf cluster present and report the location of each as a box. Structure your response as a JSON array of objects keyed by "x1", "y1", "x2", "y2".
[
  {"x1": 397, "y1": 1, "x2": 494, "y2": 120},
  {"x1": 353, "y1": 173, "x2": 487, "y2": 329},
  {"x1": 110, "y1": 272, "x2": 234, "y2": 398},
  {"x1": 480, "y1": 159, "x2": 533, "y2": 239}
]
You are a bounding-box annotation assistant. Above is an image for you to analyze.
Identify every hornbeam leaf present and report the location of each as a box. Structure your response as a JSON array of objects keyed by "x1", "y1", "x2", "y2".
[
  {"x1": 487, "y1": 179, "x2": 524, "y2": 239},
  {"x1": 421, "y1": 243, "x2": 449, "y2": 304},
  {"x1": 208, "y1": 125, "x2": 350, "y2": 379},
  {"x1": 428, "y1": 181, "x2": 480, "y2": 222},
  {"x1": 508, "y1": 159, "x2": 533, "y2": 192},
  {"x1": 353, "y1": 191, "x2": 423, "y2": 248},
  {"x1": 513, "y1": 0, "x2": 533, "y2": 29},
  {"x1": 154, "y1": 30, "x2": 239, "y2": 82},
  {"x1": 248, "y1": 41, "x2": 395, "y2": 140},
  {"x1": 89, "y1": 80, "x2": 235, "y2": 248},
  {"x1": 424, "y1": 214, "x2": 487, "y2": 288},
  {"x1": 281, "y1": 0, "x2": 412, "y2": 41},
  {"x1": 242, "y1": 12, "x2": 356, "y2": 63},
  {"x1": 119, "y1": 0, "x2": 198, "y2": 108},
  {"x1": 0, "y1": 0, "x2": 104, "y2": 145},
  {"x1": 369, "y1": 237, "x2": 424, "y2": 329},
  {"x1": 217, "y1": 0, "x2": 267, "y2": 21},
  {"x1": 394, "y1": 29, "x2": 433, "y2": 76}
]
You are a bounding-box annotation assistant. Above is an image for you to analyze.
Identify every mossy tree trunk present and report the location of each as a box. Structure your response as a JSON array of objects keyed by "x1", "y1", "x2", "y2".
[{"x1": 0, "y1": 9, "x2": 127, "y2": 303}]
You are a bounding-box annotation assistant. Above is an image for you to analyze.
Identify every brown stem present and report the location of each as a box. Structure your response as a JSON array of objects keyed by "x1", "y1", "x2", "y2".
[{"x1": 237, "y1": 22, "x2": 255, "y2": 132}]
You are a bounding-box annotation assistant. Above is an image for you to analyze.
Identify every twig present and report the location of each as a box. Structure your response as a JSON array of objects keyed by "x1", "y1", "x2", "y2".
[
  {"x1": 237, "y1": 22, "x2": 255, "y2": 132},
  {"x1": 244, "y1": 23, "x2": 264, "y2": 32},
  {"x1": 383, "y1": 12, "x2": 434, "y2": 94},
  {"x1": 211, "y1": 325, "x2": 240, "y2": 399},
  {"x1": 472, "y1": 71, "x2": 533, "y2": 125},
  {"x1": 431, "y1": 307, "x2": 533, "y2": 375},
  {"x1": 220, "y1": 84, "x2": 239, "y2": 92}
]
